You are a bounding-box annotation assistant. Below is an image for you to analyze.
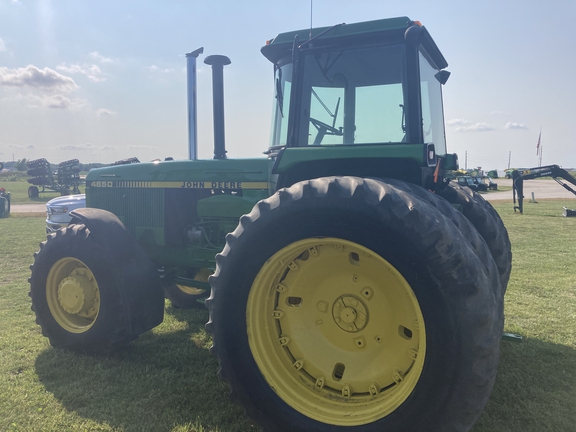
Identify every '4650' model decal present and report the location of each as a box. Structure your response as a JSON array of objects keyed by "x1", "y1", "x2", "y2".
[{"x1": 88, "y1": 180, "x2": 269, "y2": 190}]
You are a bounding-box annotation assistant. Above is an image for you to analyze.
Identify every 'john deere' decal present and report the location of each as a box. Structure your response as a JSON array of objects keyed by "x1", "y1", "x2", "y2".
[{"x1": 88, "y1": 180, "x2": 268, "y2": 190}]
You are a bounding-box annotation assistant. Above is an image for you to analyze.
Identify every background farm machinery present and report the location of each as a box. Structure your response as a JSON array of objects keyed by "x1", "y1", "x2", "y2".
[
  {"x1": 26, "y1": 158, "x2": 83, "y2": 198},
  {"x1": 512, "y1": 164, "x2": 576, "y2": 214}
]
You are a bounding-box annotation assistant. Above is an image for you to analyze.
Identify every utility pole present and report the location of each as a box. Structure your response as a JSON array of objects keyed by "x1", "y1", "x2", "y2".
[
  {"x1": 465, "y1": 151, "x2": 468, "y2": 170},
  {"x1": 508, "y1": 151, "x2": 511, "y2": 169}
]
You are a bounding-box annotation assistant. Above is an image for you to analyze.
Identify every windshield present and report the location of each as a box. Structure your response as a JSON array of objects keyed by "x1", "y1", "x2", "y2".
[
  {"x1": 298, "y1": 44, "x2": 406, "y2": 146},
  {"x1": 269, "y1": 44, "x2": 408, "y2": 148}
]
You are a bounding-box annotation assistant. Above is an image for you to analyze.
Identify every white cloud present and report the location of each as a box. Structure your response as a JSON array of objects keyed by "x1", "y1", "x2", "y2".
[
  {"x1": 56, "y1": 63, "x2": 108, "y2": 82},
  {"x1": 88, "y1": 51, "x2": 113, "y2": 63},
  {"x1": 457, "y1": 123, "x2": 495, "y2": 132},
  {"x1": 505, "y1": 122, "x2": 528, "y2": 130},
  {"x1": 128, "y1": 145, "x2": 157, "y2": 150},
  {"x1": 57, "y1": 143, "x2": 93, "y2": 151},
  {"x1": 25, "y1": 93, "x2": 87, "y2": 110},
  {"x1": 490, "y1": 111, "x2": 510, "y2": 116},
  {"x1": 147, "y1": 65, "x2": 175, "y2": 73},
  {"x1": 0, "y1": 65, "x2": 77, "y2": 93},
  {"x1": 7, "y1": 143, "x2": 35, "y2": 149},
  {"x1": 0, "y1": 38, "x2": 6, "y2": 52},
  {"x1": 446, "y1": 118, "x2": 470, "y2": 127},
  {"x1": 446, "y1": 118, "x2": 495, "y2": 132},
  {"x1": 97, "y1": 108, "x2": 118, "y2": 116}
]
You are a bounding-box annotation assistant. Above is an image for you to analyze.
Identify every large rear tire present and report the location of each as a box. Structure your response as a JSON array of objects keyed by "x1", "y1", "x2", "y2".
[
  {"x1": 439, "y1": 181, "x2": 512, "y2": 292},
  {"x1": 207, "y1": 176, "x2": 503, "y2": 432},
  {"x1": 29, "y1": 224, "x2": 162, "y2": 354},
  {"x1": 379, "y1": 178, "x2": 510, "y2": 297}
]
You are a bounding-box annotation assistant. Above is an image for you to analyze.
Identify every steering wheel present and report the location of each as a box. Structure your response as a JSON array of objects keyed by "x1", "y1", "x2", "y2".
[{"x1": 309, "y1": 117, "x2": 343, "y2": 145}]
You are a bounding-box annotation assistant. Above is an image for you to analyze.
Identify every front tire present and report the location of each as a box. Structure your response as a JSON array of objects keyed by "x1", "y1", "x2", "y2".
[
  {"x1": 207, "y1": 177, "x2": 503, "y2": 432},
  {"x1": 29, "y1": 224, "x2": 162, "y2": 354}
]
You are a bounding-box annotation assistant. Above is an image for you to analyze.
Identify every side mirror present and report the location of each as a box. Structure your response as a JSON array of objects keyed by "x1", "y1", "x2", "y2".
[
  {"x1": 444, "y1": 153, "x2": 459, "y2": 170},
  {"x1": 435, "y1": 70, "x2": 451, "y2": 85}
]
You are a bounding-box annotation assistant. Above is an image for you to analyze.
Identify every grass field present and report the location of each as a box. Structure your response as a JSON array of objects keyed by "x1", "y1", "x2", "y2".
[{"x1": 0, "y1": 200, "x2": 575, "y2": 432}]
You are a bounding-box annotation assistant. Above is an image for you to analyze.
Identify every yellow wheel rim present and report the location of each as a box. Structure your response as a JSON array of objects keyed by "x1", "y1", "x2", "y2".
[
  {"x1": 176, "y1": 267, "x2": 211, "y2": 295},
  {"x1": 176, "y1": 285, "x2": 205, "y2": 295},
  {"x1": 46, "y1": 257, "x2": 100, "y2": 333},
  {"x1": 247, "y1": 238, "x2": 426, "y2": 426}
]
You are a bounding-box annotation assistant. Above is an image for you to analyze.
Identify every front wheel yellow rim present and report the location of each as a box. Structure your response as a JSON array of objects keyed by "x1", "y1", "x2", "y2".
[
  {"x1": 247, "y1": 238, "x2": 426, "y2": 426},
  {"x1": 46, "y1": 257, "x2": 100, "y2": 333}
]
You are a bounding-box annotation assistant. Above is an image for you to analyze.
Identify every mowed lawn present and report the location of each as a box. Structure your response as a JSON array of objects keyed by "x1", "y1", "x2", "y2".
[{"x1": 0, "y1": 200, "x2": 575, "y2": 432}]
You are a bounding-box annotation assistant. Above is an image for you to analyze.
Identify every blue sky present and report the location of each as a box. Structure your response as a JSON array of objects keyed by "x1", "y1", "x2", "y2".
[{"x1": 1, "y1": 0, "x2": 575, "y2": 169}]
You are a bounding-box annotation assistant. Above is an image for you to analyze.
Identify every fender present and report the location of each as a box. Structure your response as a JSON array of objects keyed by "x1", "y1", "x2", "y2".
[{"x1": 69, "y1": 207, "x2": 164, "y2": 335}]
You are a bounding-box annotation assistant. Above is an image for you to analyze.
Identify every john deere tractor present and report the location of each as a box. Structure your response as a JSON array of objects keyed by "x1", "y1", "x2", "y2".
[{"x1": 30, "y1": 17, "x2": 511, "y2": 431}]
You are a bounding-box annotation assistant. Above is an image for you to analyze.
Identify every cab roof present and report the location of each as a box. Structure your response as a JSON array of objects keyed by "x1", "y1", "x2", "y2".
[{"x1": 261, "y1": 16, "x2": 448, "y2": 70}]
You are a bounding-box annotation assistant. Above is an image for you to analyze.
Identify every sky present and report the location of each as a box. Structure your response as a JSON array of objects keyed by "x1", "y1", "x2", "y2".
[{"x1": 0, "y1": 0, "x2": 575, "y2": 169}]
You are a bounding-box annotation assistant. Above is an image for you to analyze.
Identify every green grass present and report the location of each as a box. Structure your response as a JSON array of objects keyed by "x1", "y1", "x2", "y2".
[
  {"x1": 0, "y1": 173, "x2": 84, "y2": 204},
  {"x1": 1, "y1": 201, "x2": 575, "y2": 431},
  {"x1": 0, "y1": 215, "x2": 250, "y2": 432},
  {"x1": 472, "y1": 199, "x2": 576, "y2": 432}
]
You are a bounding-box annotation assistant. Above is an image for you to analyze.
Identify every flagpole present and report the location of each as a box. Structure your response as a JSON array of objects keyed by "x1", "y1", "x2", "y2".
[{"x1": 536, "y1": 127, "x2": 542, "y2": 167}]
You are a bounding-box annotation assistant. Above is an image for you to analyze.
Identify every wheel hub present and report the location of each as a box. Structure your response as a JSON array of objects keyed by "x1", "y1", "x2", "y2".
[
  {"x1": 56, "y1": 268, "x2": 98, "y2": 317},
  {"x1": 58, "y1": 276, "x2": 86, "y2": 314},
  {"x1": 332, "y1": 295, "x2": 368, "y2": 332}
]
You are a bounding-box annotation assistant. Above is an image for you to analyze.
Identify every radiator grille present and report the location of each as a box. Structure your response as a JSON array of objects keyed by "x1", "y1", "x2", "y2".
[{"x1": 87, "y1": 188, "x2": 164, "y2": 233}]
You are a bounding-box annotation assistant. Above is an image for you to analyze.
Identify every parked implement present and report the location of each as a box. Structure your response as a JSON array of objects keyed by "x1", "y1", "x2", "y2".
[
  {"x1": 512, "y1": 164, "x2": 576, "y2": 213},
  {"x1": 30, "y1": 17, "x2": 510, "y2": 431},
  {"x1": 26, "y1": 158, "x2": 82, "y2": 198}
]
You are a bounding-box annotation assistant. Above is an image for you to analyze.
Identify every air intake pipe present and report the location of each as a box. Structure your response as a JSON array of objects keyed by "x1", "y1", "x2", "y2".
[
  {"x1": 185, "y1": 48, "x2": 204, "y2": 160},
  {"x1": 204, "y1": 55, "x2": 231, "y2": 160}
]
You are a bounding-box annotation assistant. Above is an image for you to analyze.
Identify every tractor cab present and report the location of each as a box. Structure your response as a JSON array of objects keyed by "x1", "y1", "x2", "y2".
[{"x1": 262, "y1": 17, "x2": 452, "y2": 188}]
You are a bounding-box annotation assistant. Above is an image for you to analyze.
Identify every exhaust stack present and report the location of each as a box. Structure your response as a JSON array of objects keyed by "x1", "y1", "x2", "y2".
[
  {"x1": 204, "y1": 55, "x2": 231, "y2": 160},
  {"x1": 185, "y1": 47, "x2": 204, "y2": 160}
]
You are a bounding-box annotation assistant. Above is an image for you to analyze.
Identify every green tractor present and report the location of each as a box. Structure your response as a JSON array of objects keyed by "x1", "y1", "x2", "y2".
[
  {"x1": 0, "y1": 189, "x2": 9, "y2": 218},
  {"x1": 0, "y1": 162, "x2": 11, "y2": 218},
  {"x1": 29, "y1": 17, "x2": 511, "y2": 431}
]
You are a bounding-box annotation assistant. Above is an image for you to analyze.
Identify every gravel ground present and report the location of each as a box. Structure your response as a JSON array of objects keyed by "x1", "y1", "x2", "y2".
[{"x1": 484, "y1": 178, "x2": 576, "y2": 201}]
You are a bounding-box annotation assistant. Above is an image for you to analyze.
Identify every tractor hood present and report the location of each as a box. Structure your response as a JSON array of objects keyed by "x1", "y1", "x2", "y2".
[{"x1": 86, "y1": 158, "x2": 270, "y2": 191}]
